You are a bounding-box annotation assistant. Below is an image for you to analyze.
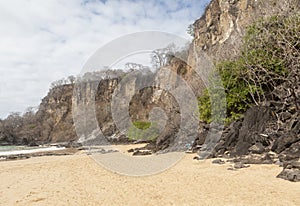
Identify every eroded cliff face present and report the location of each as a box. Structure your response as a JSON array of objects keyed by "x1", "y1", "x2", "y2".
[
  {"x1": 192, "y1": 0, "x2": 300, "y2": 61},
  {"x1": 1, "y1": 0, "x2": 299, "y2": 150},
  {"x1": 190, "y1": 0, "x2": 300, "y2": 181},
  {"x1": 0, "y1": 65, "x2": 191, "y2": 146},
  {"x1": 72, "y1": 68, "x2": 191, "y2": 149},
  {"x1": 32, "y1": 84, "x2": 76, "y2": 143},
  {"x1": 0, "y1": 84, "x2": 77, "y2": 145}
]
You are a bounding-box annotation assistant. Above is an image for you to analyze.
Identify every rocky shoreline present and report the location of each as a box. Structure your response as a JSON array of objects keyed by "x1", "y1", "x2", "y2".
[
  {"x1": 191, "y1": 104, "x2": 300, "y2": 182},
  {"x1": 1, "y1": 138, "x2": 299, "y2": 183},
  {"x1": 0, "y1": 0, "x2": 299, "y2": 185}
]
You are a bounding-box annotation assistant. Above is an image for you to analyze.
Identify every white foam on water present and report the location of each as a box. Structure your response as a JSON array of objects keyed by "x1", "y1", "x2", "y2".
[{"x1": 0, "y1": 146, "x2": 65, "y2": 156}]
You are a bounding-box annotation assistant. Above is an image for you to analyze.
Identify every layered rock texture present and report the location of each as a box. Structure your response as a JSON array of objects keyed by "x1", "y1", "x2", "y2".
[
  {"x1": 192, "y1": 0, "x2": 300, "y2": 61},
  {"x1": 191, "y1": 0, "x2": 300, "y2": 181},
  {"x1": 0, "y1": 0, "x2": 299, "y2": 181},
  {"x1": 0, "y1": 84, "x2": 76, "y2": 145},
  {"x1": 0, "y1": 64, "x2": 196, "y2": 149}
]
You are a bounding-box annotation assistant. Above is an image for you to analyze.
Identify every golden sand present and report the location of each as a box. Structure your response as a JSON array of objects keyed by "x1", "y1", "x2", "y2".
[{"x1": 0, "y1": 149, "x2": 299, "y2": 206}]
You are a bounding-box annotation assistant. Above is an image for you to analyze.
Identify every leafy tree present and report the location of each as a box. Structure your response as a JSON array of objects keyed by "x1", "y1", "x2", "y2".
[{"x1": 187, "y1": 24, "x2": 195, "y2": 37}]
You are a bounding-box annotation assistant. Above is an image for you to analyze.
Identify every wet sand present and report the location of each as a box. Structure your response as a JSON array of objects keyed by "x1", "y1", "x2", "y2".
[{"x1": 0, "y1": 148, "x2": 299, "y2": 206}]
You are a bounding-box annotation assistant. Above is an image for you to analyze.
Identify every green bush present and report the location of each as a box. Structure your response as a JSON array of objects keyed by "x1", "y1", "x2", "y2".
[
  {"x1": 132, "y1": 121, "x2": 151, "y2": 130},
  {"x1": 128, "y1": 121, "x2": 159, "y2": 141},
  {"x1": 198, "y1": 14, "x2": 299, "y2": 123}
]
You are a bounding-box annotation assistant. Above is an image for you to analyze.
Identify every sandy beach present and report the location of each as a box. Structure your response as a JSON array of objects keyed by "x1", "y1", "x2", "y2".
[{"x1": 0, "y1": 148, "x2": 299, "y2": 206}]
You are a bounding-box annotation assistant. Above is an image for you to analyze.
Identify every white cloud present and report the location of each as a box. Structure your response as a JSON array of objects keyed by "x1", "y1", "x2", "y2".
[{"x1": 0, "y1": 0, "x2": 210, "y2": 118}]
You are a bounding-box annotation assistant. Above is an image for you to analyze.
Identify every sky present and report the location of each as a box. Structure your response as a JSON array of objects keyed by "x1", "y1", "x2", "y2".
[{"x1": 0, "y1": 0, "x2": 210, "y2": 118}]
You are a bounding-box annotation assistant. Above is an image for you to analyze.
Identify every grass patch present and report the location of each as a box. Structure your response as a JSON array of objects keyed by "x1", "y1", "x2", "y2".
[{"x1": 128, "y1": 121, "x2": 159, "y2": 141}]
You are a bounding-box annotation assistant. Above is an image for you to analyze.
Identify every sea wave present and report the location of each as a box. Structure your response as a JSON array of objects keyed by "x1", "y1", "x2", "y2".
[{"x1": 0, "y1": 146, "x2": 65, "y2": 156}]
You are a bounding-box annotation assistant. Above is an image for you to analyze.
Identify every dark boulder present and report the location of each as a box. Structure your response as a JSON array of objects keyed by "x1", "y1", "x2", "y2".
[
  {"x1": 234, "y1": 106, "x2": 273, "y2": 156},
  {"x1": 233, "y1": 162, "x2": 250, "y2": 169},
  {"x1": 192, "y1": 124, "x2": 209, "y2": 149},
  {"x1": 271, "y1": 132, "x2": 299, "y2": 154},
  {"x1": 132, "y1": 150, "x2": 152, "y2": 156},
  {"x1": 210, "y1": 106, "x2": 273, "y2": 157},
  {"x1": 234, "y1": 153, "x2": 274, "y2": 164},
  {"x1": 127, "y1": 148, "x2": 135, "y2": 153},
  {"x1": 278, "y1": 140, "x2": 300, "y2": 162},
  {"x1": 154, "y1": 124, "x2": 178, "y2": 151},
  {"x1": 277, "y1": 161, "x2": 300, "y2": 182},
  {"x1": 248, "y1": 142, "x2": 265, "y2": 154},
  {"x1": 214, "y1": 121, "x2": 241, "y2": 155},
  {"x1": 212, "y1": 159, "x2": 225, "y2": 164},
  {"x1": 66, "y1": 141, "x2": 82, "y2": 148}
]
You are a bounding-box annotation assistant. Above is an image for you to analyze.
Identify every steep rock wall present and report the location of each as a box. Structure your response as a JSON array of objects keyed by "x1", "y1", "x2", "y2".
[{"x1": 192, "y1": 0, "x2": 299, "y2": 61}]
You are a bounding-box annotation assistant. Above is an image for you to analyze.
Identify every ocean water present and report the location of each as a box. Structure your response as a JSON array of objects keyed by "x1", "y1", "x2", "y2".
[
  {"x1": 0, "y1": 146, "x2": 65, "y2": 156},
  {"x1": 0, "y1": 145, "x2": 39, "y2": 152}
]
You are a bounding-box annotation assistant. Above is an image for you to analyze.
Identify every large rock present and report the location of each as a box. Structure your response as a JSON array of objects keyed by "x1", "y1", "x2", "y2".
[
  {"x1": 234, "y1": 153, "x2": 274, "y2": 164},
  {"x1": 277, "y1": 161, "x2": 300, "y2": 182},
  {"x1": 209, "y1": 121, "x2": 241, "y2": 157},
  {"x1": 208, "y1": 106, "x2": 273, "y2": 157},
  {"x1": 271, "y1": 132, "x2": 299, "y2": 154},
  {"x1": 234, "y1": 106, "x2": 273, "y2": 155},
  {"x1": 248, "y1": 142, "x2": 265, "y2": 154},
  {"x1": 278, "y1": 141, "x2": 300, "y2": 162}
]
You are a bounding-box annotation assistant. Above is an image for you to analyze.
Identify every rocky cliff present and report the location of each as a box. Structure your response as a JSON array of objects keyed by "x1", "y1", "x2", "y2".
[
  {"x1": 0, "y1": 0, "x2": 298, "y2": 143},
  {"x1": 192, "y1": 0, "x2": 299, "y2": 61},
  {"x1": 190, "y1": 0, "x2": 300, "y2": 181},
  {"x1": 0, "y1": 66, "x2": 187, "y2": 147},
  {"x1": 0, "y1": 0, "x2": 299, "y2": 181},
  {"x1": 0, "y1": 84, "x2": 76, "y2": 145}
]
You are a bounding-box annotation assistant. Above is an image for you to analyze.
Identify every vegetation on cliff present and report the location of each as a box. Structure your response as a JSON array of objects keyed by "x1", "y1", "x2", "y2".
[
  {"x1": 198, "y1": 14, "x2": 300, "y2": 123},
  {"x1": 128, "y1": 121, "x2": 159, "y2": 141}
]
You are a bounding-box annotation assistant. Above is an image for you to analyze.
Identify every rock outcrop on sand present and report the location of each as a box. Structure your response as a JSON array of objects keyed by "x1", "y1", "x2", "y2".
[
  {"x1": 277, "y1": 161, "x2": 300, "y2": 182},
  {"x1": 0, "y1": 0, "x2": 299, "y2": 182},
  {"x1": 190, "y1": 0, "x2": 300, "y2": 181},
  {"x1": 193, "y1": 102, "x2": 300, "y2": 181}
]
